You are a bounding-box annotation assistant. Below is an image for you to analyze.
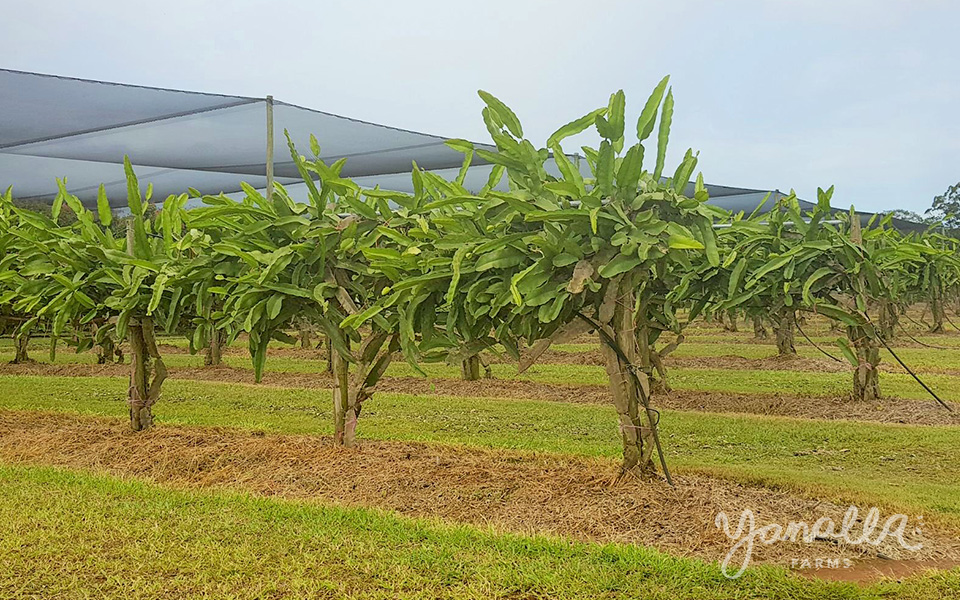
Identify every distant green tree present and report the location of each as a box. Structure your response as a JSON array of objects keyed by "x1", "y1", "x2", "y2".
[
  {"x1": 926, "y1": 182, "x2": 960, "y2": 234},
  {"x1": 883, "y1": 209, "x2": 931, "y2": 225}
]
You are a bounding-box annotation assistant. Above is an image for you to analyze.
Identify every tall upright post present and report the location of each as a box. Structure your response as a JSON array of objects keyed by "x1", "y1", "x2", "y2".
[
  {"x1": 265, "y1": 95, "x2": 275, "y2": 203},
  {"x1": 125, "y1": 218, "x2": 135, "y2": 257}
]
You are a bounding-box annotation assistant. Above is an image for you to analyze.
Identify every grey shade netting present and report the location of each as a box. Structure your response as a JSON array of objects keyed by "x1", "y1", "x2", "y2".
[
  {"x1": 0, "y1": 68, "x2": 921, "y2": 231},
  {"x1": 0, "y1": 69, "x2": 495, "y2": 206}
]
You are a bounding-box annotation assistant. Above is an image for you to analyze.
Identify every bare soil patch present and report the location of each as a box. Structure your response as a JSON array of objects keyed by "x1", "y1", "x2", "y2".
[
  {"x1": 503, "y1": 347, "x2": 854, "y2": 373},
  {"x1": 1, "y1": 410, "x2": 957, "y2": 581},
  {"x1": 658, "y1": 390, "x2": 960, "y2": 426},
  {"x1": 797, "y1": 558, "x2": 960, "y2": 584},
  {"x1": 2, "y1": 362, "x2": 958, "y2": 426},
  {"x1": 504, "y1": 346, "x2": 960, "y2": 377},
  {"x1": 671, "y1": 354, "x2": 849, "y2": 373},
  {"x1": 157, "y1": 343, "x2": 326, "y2": 360},
  {"x1": 688, "y1": 334, "x2": 960, "y2": 352}
]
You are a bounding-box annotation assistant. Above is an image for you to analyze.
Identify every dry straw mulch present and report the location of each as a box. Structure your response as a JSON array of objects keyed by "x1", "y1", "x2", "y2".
[{"x1": 1, "y1": 410, "x2": 958, "y2": 577}]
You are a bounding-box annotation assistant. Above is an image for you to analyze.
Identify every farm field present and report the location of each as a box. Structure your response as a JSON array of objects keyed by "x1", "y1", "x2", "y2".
[
  {"x1": 2, "y1": 315, "x2": 960, "y2": 599},
  {"x1": 3, "y1": 74, "x2": 960, "y2": 600}
]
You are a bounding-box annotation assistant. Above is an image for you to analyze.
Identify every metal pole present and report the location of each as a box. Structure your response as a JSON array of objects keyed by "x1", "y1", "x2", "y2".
[{"x1": 265, "y1": 95, "x2": 275, "y2": 203}]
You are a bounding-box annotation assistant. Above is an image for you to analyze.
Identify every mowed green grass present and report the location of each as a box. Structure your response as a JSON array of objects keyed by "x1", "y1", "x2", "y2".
[
  {"x1": 3, "y1": 325, "x2": 960, "y2": 598},
  {"x1": 8, "y1": 464, "x2": 949, "y2": 600},
  {"x1": 5, "y1": 345, "x2": 960, "y2": 403},
  {"x1": 2, "y1": 375, "x2": 958, "y2": 521},
  {"x1": 682, "y1": 331, "x2": 960, "y2": 347}
]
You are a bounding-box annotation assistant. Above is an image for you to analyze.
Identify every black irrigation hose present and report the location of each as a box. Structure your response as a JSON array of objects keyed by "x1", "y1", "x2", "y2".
[
  {"x1": 860, "y1": 313, "x2": 955, "y2": 412},
  {"x1": 903, "y1": 312, "x2": 933, "y2": 332},
  {"x1": 794, "y1": 318, "x2": 843, "y2": 363},
  {"x1": 576, "y1": 312, "x2": 674, "y2": 486},
  {"x1": 878, "y1": 336, "x2": 954, "y2": 412},
  {"x1": 942, "y1": 309, "x2": 960, "y2": 332},
  {"x1": 905, "y1": 308, "x2": 959, "y2": 333},
  {"x1": 895, "y1": 321, "x2": 953, "y2": 350}
]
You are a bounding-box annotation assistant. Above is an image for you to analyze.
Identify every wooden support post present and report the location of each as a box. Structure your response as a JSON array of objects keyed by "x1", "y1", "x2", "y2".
[
  {"x1": 266, "y1": 95, "x2": 275, "y2": 203},
  {"x1": 849, "y1": 216, "x2": 880, "y2": 402},
  {"x1": 126, "y1": 218, "x2": 135, "y2": 256},
  {"x1": 125, "y1": 219, "x2": 166, "y2": 430}
]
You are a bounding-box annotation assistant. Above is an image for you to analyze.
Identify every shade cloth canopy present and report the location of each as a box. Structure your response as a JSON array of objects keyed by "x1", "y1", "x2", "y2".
[
  {"x1": 0, "y1": 68, "x2": 496, "y2": 207},
  {"x1": 0, "y1": 69, "x2": 922, "y2": 232}
]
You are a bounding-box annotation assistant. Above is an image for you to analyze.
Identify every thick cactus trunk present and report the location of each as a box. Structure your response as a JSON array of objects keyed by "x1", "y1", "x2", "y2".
[
  {"x1": 879, "y1": 300, "x2": 898, "y2": 341},
  {"x1": 636, "y1": 316, "x2": 678, "y2": 393},
  {"x1": 772, "y1": 307, "x2": 796, "y2": 357},
  {"x1": 849, "y1": 325, "x2": 880, "y2": 402},
  {"x1": 332, "y1": 333, "x2": 398, "y2": 447},
  {"x1": 11, "y1": 326, "x2": 31, "y2": 364},
  {"x1": 930, "y1": 293, "x2": 945, "y2": 334},
  {"x1": 598, "y1": 277, "x2": 660, "y2": 477},
  {"x1": 127, "y1": 317, "x2": 167, "y2": 431},
  {"x1": 299, "y1": 326, "x2": 312, "y2": 349},
  {"x1": 204, "y1": 327, "x2": 223, "y2": 366},
  {"x1": 331, "y1": 342, "x2": 351, "y2": 444},
  {"x1": 460, "y1": 355, "x2": 482, "y2": 381},
  {"x1": 847, "y1": 213, "x2": 880, "y2": 402},
  {"x1": 723, "y1": 309, "x2": 738, "y2": 332},
  {"x1": 752, "y1": 315, "x2": 768, "y2": 339},
  {"x1": 96, "y1": 337, "x2": 116, "y2": 365}
]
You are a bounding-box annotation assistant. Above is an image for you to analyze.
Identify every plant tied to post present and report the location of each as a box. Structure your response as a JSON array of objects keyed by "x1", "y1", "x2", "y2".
[
  {"x1": 369, "y1": 77, "x2": 728, "y2": 479},
  {"x1": 4, "y1": 78, "x2": 955, "y2": 456},
  {"x1": 715, "y1": 187, "x2": 954, "y2": 408},
  {"x1": 190, "y1": 132, "x2": 441, "y2": 448},
  {"x1": 0, "y1": 159, "x2": 198, "y2": 430},
  {"x1": 0, "y1": 188, "x2": 39, "y2": 365},
  {"x1": 913, "y1": 232, "x2": 960, "y2": 334}
]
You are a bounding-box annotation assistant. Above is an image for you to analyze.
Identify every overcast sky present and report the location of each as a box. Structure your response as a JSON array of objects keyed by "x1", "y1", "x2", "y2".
[{"x1": 5, "y1": 0, "x2": 958, "y2": 214}]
